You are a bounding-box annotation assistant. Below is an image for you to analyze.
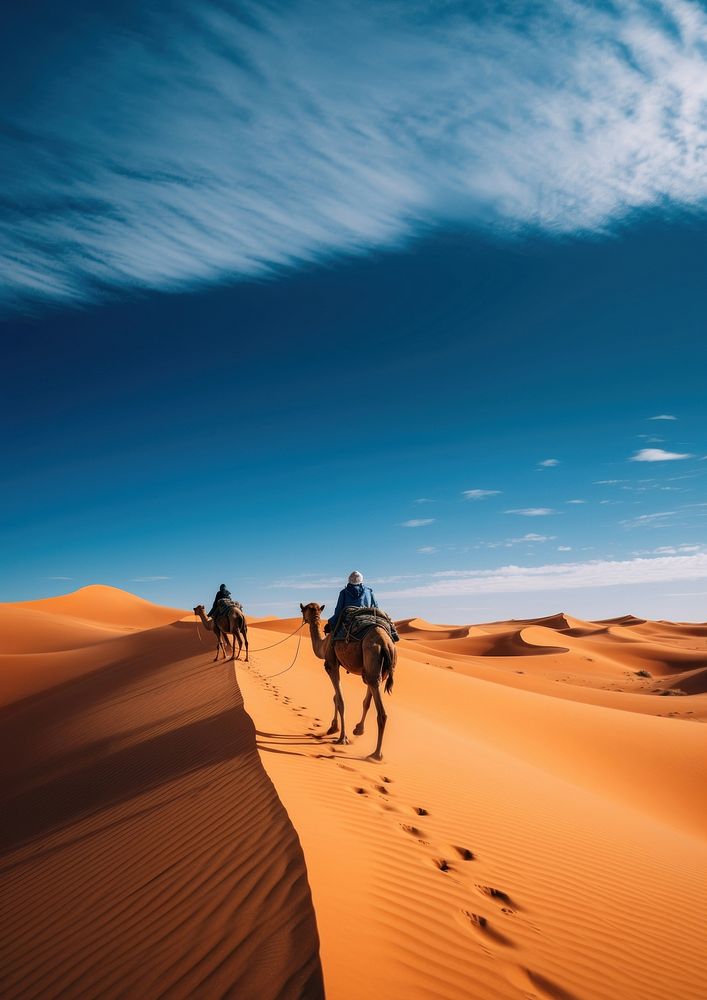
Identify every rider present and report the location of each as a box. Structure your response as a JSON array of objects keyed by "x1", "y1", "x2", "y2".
[
  {"x1": 209, "y1": 583, "x2": 233, "y2": 619},
  {"x1": 325, "y1": 571, "x2": 378, "y2": 636}
]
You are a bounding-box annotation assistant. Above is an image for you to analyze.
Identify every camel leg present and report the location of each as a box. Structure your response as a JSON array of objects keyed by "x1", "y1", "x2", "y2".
[
  {"x1": 326, "y1": 693, "x2": 339, "y2": 735},
  {"x1": 213, "y1": 627, "x2": 223, "y2": 662},
  {"x1": 230, "y1": 628, "x2": 241, "y2": 661},
  {"x1": 242, "y1": 626, "x2": 249, "y2": 663},
  {"x1": 368, "y1": 683, "x2": 387, "y2": 761},
  {"x1": 326, "y1": 661, "x2": 349, "y2": 745},
  {"x1": 325, "y1": 651, "x2": 340, "y2": 734},
  {"x1": 353, "y1": 689, "x2": 373, "y2": 736}
]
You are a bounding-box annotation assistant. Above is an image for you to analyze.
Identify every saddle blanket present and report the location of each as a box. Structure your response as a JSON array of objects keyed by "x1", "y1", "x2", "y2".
[
  {"x1": 335, "y1": 606, "x2": 399, "y2": 643},
  {"x1": 212, "y1": 598, "x2": 242, "y2": 618}
]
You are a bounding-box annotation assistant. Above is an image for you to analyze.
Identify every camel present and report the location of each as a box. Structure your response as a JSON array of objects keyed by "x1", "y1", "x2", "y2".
[
  {"x1": 193, "y1": 604, "x2": 249, "y2": 663},
  {"x1": 300, "y1": 602, "x2": 395, "y2": 760}
]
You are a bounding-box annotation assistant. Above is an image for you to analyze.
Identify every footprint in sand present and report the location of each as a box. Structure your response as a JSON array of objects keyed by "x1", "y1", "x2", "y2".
[
  {"x1": 353, "y1": 786, "x2": 368, "y2": 796},
  {"x1": 459, "y1": 910, "x2": 514, "y2": 948},
  {"x1": 475, "y1": 885, "x2": 515, "y2": 909},
  {"x1": 399, "y1": 823, "x2": 430, "y2": 846},
  {"x1": 454, "y1": 846, "x2": 475, "y2": 861},
  {"x1": 498, "y1": 961, "x2": 579, "y2": 1000},
  {"x1": 413, "y1": 806, "x2": 429, "y2": 816}
]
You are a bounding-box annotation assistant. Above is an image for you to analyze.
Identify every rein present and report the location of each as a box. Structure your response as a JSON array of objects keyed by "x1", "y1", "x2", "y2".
[
  {"x1": 255, "y1": 631, "x2": 303, "y2": 679},
  {"x1": 248, "y1": 620, "x2": 305, "y2": 652},
  {"x1": 194, "y1": 613, "x2": 307, "y2": 679}
]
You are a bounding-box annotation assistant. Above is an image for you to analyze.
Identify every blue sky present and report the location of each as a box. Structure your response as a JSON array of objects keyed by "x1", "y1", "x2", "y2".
[{"x1": 1, "y1": 0, "x2": 706, "y2": 621}]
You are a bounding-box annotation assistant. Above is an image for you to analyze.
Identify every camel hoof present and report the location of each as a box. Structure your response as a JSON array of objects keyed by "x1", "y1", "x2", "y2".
[
  {"x1": 353, "y1": 724, "x2": 364, "y2": 736},
  {"x1": 369, "y1": 751, "x2": 383, "y2": 761},
  {"x1": 326, "y1": 725, "x2": 339, "y2": 736},
  {"x1": 336, "y1": 736, "x2": 351, "y2": 746}
]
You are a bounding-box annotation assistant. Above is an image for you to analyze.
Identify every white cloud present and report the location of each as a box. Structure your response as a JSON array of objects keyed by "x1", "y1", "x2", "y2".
[
  {"x1": 620, "y1": 511, "x2": 675, "y2": 528},
  {"x1": 558, "y1": 545, "x2": 572, "y2": 551},
  {"x1": 130, "y1": 575, "x2": 172, "y2": 582},
  {"x1": 418, "y1": 546, "x2": 438, "y2": 554},
  {"x1": 378, "y1": 552, "x2": 707, "y2": 598},
  {"x1": 5, "y1": 0, "x2": 707, "y2": 309},
  {"x1": 463, "y1": 489, "x2": 502, "y2": 500},
  {"x1": 269, "y1": 577, "x2": 342, "y2": 589},
  {"x1": 630, "y1": 449, "x2": 694, "y2": 462},
  {"x1": 634, "y1": 544, "x2": 704, "y2": 555},
  {"x1": 538, "y1": 459, "x2": 560, "y2": 468},
  {"x1": 414, "y1": 498, "x2": 435, "y2": 504},
  {"x1": 46, "y1": 576, "x2": 74, "y2": 581},
  {"x1": 482, "y1": 532, "x2": 557, "y2": 548},
  {"x1": 401, "y1": 518, "x2": 436, "y2": 528},
  {"x1": 648, "y1": 414, "x2": 678, "y2": 421},
  {"x1": 565, "y1": 499, "x2": 587, "y2": 504},
  {"x1": 505, "y1": 508, "x2": 558, "y2": 517}
]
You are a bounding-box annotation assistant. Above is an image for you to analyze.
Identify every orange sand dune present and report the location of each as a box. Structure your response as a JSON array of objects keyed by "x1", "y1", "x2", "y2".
[
  {"x1": 11, "y1": 583, "x2": 185, "y2": 628},
  {"x1": 2, "y1": 590, "x2": 707, "y2": 1000},
  {"x1": 0, "y1": 589, "x2": 322, "y2": 1000}
]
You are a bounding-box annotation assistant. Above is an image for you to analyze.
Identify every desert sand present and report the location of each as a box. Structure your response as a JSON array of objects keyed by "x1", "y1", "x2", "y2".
[{"x1": 2, "y1": 586, "x2": 707, "y2": 1000}]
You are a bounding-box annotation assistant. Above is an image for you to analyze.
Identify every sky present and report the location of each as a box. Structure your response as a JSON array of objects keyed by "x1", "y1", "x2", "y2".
[{"x1": 1, "y1": 0, "x2": 706, "y2": 622}]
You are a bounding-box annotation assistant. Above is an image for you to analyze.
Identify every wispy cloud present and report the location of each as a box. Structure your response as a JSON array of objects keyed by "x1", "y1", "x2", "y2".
[
  {"x1": 401, "y1": 518, "x2": 436, "y2": 528},
  {"x1": 418, "y1": 546, "x2": 438, "y2": 554},
  {"x1": 5, "y1": 0, "x2": 707, "y2": 309},
  {"x1": 648, "y1": 414, "x2": 678, "y2": 421},
  {"x1": 505, "y1": 508, "x2": 557, "y2": 517},
  {"x1": 565, "y1": 499, "x2": 586, "y2": 504},
  {"x1": 463, "y1": 489, "x2": 502, "y2": 500},
  {"x1": 378, "y1": 552, "x2": 707, "y2": 598},
  {"x1": 481, "y1": 532, "x2": 557, "y2": 548},
  {"x1": 130, "y1": 575, "x2": 172, "y2": 582},
  {"x1": 46, "y1": 576, "x2": 73, "y2": 581},
  {"x1": 538, "y1": 458, "x2": 560, "y2": 468},
  {"x1": 620, "y1": 511, "x2": 675, "y2": 528},
  {"x1": 414, "y1": 498, "x2": 435, "y2": 504},
  {"x1": 630, "y1": 448, "x2": 694, "y2": 461},
  {"x1": 633, "y1": 543, "x2": 704, "y2": 555}
]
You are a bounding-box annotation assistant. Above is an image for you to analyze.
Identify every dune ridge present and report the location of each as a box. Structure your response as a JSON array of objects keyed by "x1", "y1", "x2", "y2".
[{"x1": 0, "y1": 588, "x2": 323, "y2": 1000}]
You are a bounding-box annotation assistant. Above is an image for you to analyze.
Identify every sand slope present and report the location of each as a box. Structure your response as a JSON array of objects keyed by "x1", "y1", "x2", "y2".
[
  {"x1": 2, "y1": 590, "x2": 706, "y2": 1000},
  {"x1": 0, "y1": 588, "x2": 323, "y2": 1000},
  {"x1": 237, "y1": 612, "x2": 707, "y2": 1000}
]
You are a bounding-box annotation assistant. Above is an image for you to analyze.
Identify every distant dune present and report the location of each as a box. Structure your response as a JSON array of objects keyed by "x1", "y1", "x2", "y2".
[{"x1": 2, "y1": 587, "x2": 706, "y2": 999}]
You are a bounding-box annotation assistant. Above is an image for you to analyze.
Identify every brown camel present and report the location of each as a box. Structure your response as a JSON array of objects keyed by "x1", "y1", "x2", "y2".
[
  {"x1": 300, "y1": 602, "x2": 395, "y2": 760},
  {"x1": 193, "y1": 604, "x2": 249, "y2": 663}
]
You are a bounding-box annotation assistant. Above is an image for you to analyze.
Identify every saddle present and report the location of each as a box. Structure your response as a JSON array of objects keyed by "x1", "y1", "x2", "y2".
[
  {"x1": 213, "y1": 598, "x2": 242, "y2": 619},
  {"x1": 336, "y1": 606, "x2": 399, "y2": 643}
]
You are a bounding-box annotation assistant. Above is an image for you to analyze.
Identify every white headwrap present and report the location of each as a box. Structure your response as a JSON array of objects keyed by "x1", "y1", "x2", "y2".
[{"x1": 348, "y1": 571, "x2": 363, "y2": 585}]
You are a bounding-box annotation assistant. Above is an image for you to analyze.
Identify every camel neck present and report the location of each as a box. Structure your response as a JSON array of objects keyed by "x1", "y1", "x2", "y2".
[{"x1": 308, "y1": 619, "x2": 328, "y2": 659}]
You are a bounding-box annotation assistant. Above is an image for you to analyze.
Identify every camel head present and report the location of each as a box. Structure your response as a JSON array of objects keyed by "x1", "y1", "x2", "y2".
[
  {"x1": 300, "y1": 602, "x2": 325, "y2": 624},
  {"x1": 193, "y1": 604, "x2": 205, "y2": 615}
]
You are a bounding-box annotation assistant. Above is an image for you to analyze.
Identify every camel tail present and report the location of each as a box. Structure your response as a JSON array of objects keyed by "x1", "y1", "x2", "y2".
[{"x1": 382, "y1": 643, "x2": 396, "y2": 695}]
